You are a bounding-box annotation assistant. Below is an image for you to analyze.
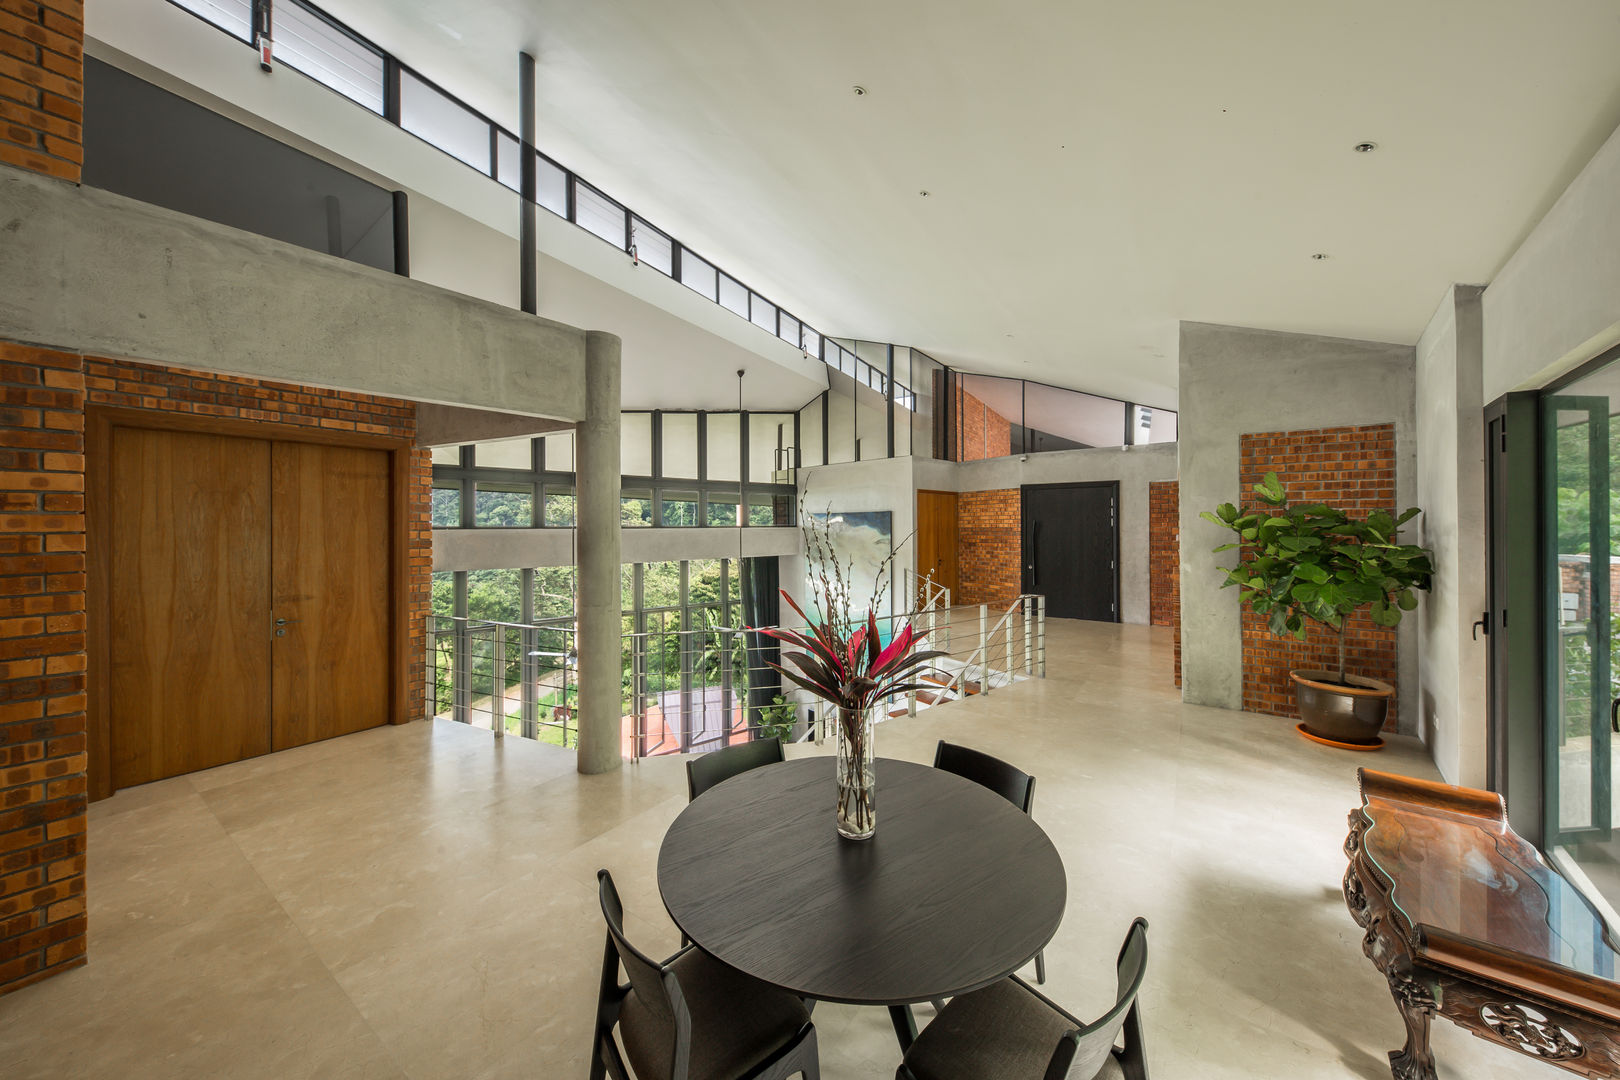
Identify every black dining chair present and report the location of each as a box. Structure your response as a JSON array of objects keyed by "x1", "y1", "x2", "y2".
[
  {"x1": 932, "y1": 740, "x2": 1044, "y2": 983},
  {"x1": 895, "y1": 918, "x2": 1150, "y2": 1080},
  {"x1": 590, "y1": 869, "x2": 820, "y2": 1080},
  {"x1": 686, "y1": 735, "x2": 784, "y2": 801}
]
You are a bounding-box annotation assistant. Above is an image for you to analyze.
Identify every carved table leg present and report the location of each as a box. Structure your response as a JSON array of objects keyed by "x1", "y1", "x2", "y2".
[
  {"x1": 1386, "y1": 970, "x2": 1438, "y2": 1080},
  {"x1": 1344, "y1": 862, "x2": 1370, "y2": 929}
]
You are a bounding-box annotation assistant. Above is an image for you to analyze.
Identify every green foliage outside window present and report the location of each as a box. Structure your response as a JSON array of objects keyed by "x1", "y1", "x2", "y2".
[
  {"x1": 474, "y1": 486, "x2": 532, "y2": 527},
  {"x1": 431, "y1": 487, "x2": 460, "y2": 527}
]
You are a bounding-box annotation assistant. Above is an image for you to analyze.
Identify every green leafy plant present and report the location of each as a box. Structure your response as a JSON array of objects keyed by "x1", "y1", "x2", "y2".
[
  {"x1": 753, "y1": 694, "x2": 799, "y2": 743},
  {"x1": 1200, "y1": 472, "x2": 1435, "y2": 686}
]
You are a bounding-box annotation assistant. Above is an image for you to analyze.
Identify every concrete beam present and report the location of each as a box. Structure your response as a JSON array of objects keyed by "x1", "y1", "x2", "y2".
[
  {"x1": 0, "y1": 165, "x2": 587, "y2": 420},
  {"x1": 431, "y1": 526, "x2": 802, "y2": 573},
  {"x1": 415, "y1": 404, "x2": 573, "y2": 448}
]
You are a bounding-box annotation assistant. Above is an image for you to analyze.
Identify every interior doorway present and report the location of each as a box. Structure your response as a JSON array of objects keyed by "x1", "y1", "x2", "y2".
[
  {"x1": 1021, "y1": 482, "x2": 1118, "y2": 621},
  {"x1": 88, "y1": 409, "x2": 409, "y2": 797},
  {"x1": 915, "y1": 490, "x2": 959, "y2": 603}
]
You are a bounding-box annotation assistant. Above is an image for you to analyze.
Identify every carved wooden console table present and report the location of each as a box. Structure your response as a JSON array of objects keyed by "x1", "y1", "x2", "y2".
[{"x1": 1345, "y1": 768, "x2": 1620, "y2": 1079}]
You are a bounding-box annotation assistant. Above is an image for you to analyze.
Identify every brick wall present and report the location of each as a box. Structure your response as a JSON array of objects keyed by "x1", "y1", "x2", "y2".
[
  {"x1": 958, "y1": 489, "x2": 1021, "y2": 606},
  {"x1": 0, "y1": 340, "x2": 86, "y2": 997},
  {"x1": 1238, "y1": 425, "x2": 1398, "y2": 727},
  {"x1": 1147, "y1": 480, "x2": 1181, "y2": 687},
  {"x1": 85, "y1": 357, "x2": 433, "y2": 724},
  {"x1": 0, "y1": 346, "x2": 432, "y2": 1000},
  {"x1": 1148, "y1": 481, "x2": 1178, "y2": 626},
  {"x1": 954, "y1": 386, "x2": 1012, "y2": 462},
  {"x1": 0, "y1": 0, "x2": 83, "y2": 183}
]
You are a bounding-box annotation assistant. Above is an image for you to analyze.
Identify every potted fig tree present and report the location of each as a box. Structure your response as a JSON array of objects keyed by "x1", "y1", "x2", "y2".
[{"x1": 1201, "y1": 472, "x2": 1434, "y2": 747}]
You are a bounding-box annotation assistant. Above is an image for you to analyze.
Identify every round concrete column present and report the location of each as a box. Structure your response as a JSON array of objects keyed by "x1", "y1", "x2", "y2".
[{"x1": 575, "y1": 330, "x2": 623, "y2": 774}]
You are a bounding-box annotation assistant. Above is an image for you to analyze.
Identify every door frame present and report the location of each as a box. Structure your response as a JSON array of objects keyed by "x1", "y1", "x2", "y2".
[
  {"x1": 1019, "y1": 480, "x2": 1120, "y2": 622},
  {"x1": 86, "y1": 406, "x2": 416, "y2": 801},
  {"x1": 1541, "y1": 394, "x2": 1615, "y2": 847},
  {"x1": 1484, "y1": 393, "x2": 1545, "y2": 845}
]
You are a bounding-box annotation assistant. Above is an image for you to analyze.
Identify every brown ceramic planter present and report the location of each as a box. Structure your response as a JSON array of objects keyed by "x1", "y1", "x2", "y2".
[{"x1": 1290, "y1": 670, "x2": 1392, "y2": 748}]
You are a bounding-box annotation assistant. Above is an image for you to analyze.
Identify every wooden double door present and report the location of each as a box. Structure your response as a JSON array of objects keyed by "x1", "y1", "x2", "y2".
[{"x1": 93, "y1": 416, "x2": 401, "y2": 793}]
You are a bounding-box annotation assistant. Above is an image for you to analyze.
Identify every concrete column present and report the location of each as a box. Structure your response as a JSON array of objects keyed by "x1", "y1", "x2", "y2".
[{"x1": 575, "y1": 330, "x2": 623, "y2": 774}]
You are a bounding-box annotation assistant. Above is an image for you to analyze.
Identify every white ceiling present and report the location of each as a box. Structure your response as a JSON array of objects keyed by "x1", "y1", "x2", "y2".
[{"x1": 312, "y1": 0, "x2": 1620, "y2": 410}]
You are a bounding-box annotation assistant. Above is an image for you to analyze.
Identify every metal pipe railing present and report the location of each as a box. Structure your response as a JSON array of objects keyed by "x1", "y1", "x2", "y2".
[{"x1": 426, "y1": 594, "x2": 1045, "y2": 760}]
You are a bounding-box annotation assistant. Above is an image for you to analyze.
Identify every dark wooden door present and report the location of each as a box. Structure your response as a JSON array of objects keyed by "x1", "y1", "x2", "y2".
[
  {"x1": 271, "y1": 442, "x2": 392, "y2": 750},
  {"x1": 109, "y1": 427, "x2": 274, "y2": 787},
  {"x1": 1021, "y1": 482, "x2": 1118, "y2": 622},
  {"x1": 915, "y1": 490, "x2": 959, "y2": 602}
]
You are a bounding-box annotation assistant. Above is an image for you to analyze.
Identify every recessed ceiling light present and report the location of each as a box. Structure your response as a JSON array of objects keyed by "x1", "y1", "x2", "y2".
[
  {"x1": 1312, "y1": 253, "x2": 1330, "y2": 260},
  {"x1": 1353, "y1": 142, "x2": 1377, "y2": 153},
  {"x1": 852, "y1": 85, "x2": 868, "y2": 96}
]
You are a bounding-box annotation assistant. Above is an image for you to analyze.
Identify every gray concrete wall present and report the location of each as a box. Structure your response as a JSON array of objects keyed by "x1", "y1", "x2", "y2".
[
  {"x1": 434, "y1": 526, "x2": 802, "y2": 573},
  {"x1": 1483, "y1": 118, "x2": 1620, "y2": 403},
  {"x1": 1415, "y1": 286, "x2": 1489, "y2": 786},
  {"x1": 1178, "y1": 322, "x2": 1419, "y2": 728},
  {"x1": 913, "y1": 444, "x2": 1178, "y2": 625},
  {"x1": 0, "y1": 165, "x2": 588, "y2": 420}
]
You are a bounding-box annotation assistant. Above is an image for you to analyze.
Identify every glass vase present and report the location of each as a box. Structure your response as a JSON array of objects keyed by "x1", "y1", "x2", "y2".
[{"x1": 835, "y1": 705, "x2": 876, "y2": 840}]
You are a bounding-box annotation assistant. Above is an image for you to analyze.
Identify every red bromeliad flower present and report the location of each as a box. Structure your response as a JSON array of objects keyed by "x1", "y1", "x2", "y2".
[{"x1": 755, "y1": 589, "x2": 947, "y2": 714}]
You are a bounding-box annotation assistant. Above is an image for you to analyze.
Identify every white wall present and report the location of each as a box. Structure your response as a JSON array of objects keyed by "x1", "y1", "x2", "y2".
[
  {"x1": 1415, "y1": 287, "x2": 1489, "y2": 786},
  {"x1": 914, "y1": 444, "x2": 1178, "y2": 625},
  {"x1": 1484, "y1": 118, "x2": 1620, "y2": 401}
]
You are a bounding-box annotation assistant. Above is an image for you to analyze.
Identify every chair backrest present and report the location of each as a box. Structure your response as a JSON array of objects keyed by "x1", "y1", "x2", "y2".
[
  {"x1": 686, "y1": 735, "x2": 784, "y2": 800},
  {"x1": 597, "y1": 869, "x2": 675, "y2": 1026},
  {"x1": 934, "y1": 740, "x2": 1036, "y2": 814},
  {"x1": 1054, "y1": 918, "x2": 1149, "y2": 1080}
]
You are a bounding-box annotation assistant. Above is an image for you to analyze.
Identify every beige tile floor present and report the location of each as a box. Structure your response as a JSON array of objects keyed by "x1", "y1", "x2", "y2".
[{"x1": 0, "y1": 620, "x2": 1556, "y2": 1079}]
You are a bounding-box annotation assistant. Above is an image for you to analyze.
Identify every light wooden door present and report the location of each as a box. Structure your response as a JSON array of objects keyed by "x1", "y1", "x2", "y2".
[
  {"x1": 110, "y1": 427, "x2": 273, "y2": 788},
  {"x1": 104, "y1": 425, "x2": 395, "y2": 790},
  {"x1": 915, "y1": 490, "x2": 959, "y2": 602},
  {"x1": 270, "y1": 442, "x2": 392, "y2": 749}
]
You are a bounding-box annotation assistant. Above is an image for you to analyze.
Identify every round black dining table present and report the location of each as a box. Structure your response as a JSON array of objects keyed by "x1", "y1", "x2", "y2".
[{"x1": 657, "y1": 755, "x2": 1067, "y2": 1049}]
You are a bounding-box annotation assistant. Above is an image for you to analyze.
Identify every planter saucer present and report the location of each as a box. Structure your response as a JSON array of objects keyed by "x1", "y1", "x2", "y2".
[{"x1": 1295, "y1": 722, "x2": 1384, "y2": 751}]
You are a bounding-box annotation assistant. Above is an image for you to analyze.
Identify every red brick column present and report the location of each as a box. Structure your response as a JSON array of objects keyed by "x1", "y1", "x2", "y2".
[
  {"x1": 1237, "y1": 425, "x2": 1398, "y2": 727},
  {"x1": 958, "y1": 489, "x2": 1021, "y2": 606},
  {"x1": 0, "y1": 341, "x2": 87, "y2": 996},
  {"x1": 1148, "y1": 481, "x2": 1179, "y2": 626},
  {"x1": 0, "y1": 0, "x2": 83, "y2": 183},
  {"x1": 1147, "y1": 480, "x2": 1181, "y2": 686}
]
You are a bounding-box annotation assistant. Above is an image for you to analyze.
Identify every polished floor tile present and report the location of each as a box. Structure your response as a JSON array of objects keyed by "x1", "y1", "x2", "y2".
[{"x1": 0, "y1": 620, "x2": 1555, "y2": 1078}]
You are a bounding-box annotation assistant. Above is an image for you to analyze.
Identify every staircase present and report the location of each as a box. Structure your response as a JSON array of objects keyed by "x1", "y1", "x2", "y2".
[{"x1": 884, "y1": 581, "x2": 1046, "y2": 719}]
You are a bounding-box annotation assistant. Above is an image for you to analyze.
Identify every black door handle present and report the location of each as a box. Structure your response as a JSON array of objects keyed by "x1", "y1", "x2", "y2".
[
  {"x1": 1611, "y1": 697, "x2": 1619, "y2": 734},
  {"x1": 1472, "y1": 613, "x2": 1489, "y2": 641},
  {"x1": 1027, "y1": 521, "x2": 1040, "y2": 588}
]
